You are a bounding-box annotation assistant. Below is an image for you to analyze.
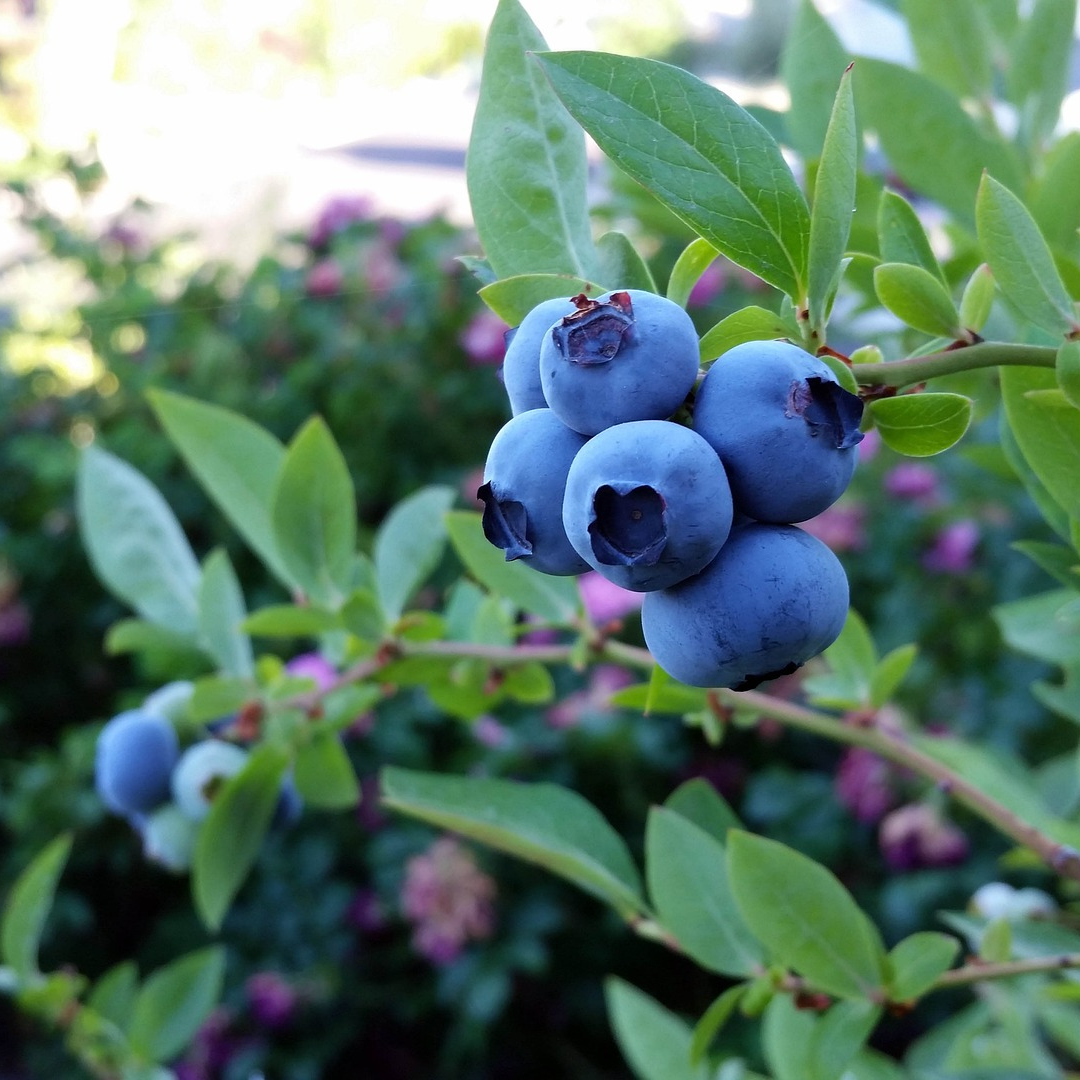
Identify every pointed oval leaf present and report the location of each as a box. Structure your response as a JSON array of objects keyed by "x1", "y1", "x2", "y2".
[
  {"x1": 727, "y1": 830, "x2": 886, "y2": 1000},
  {"x1": 699, "y1": 306, "x2": 797, "y2": 364},
  {"x1": 873, "y1": 262, "x2": 961, "y2": 337},
  {"x1": 294, "y1": 734, "x2": 360, "y2": 809},
  {"x1": 596, "y1": 231, "x2": 657, "y2": 294},
  {"x1": 1, "y1": 833, "x2": 72, "y2": 979},
  {"x1": 197, "y1": 549, "x2": 253, "y2": 679},
  {"x1": 886, "y1": 932, "x2": 960, "y2": 1001},
  {"x1": 1006, "y1": 0, "x2": 1077, "y2": 147},
  {"x1": 605, "y1": 978, "x2": 710, "y2": 1080},
  {"x1": 193, "y1": 744, "x2": 291, "y2": 931},
  {"x1": 646, "y1": 809, "x2": 763, "y2": 977},
  {"x1": 959, "y1": 263, "x2": 996, "y2": 332},
  {"x1": 270, "y1": 417, "x2": 357, "y2": 609},
  {"x1": 480, "y1": 274, "x2": 605, "y2": 325},
  {"x1": 535, "y1": 50, "x2": 810, "y2": 298},
  {"x1": 868, "y1": 392, "x2": 974, "y2": 457},
  {"x1": 242, "y1": 604, "x2": 343, "y2": 638},
  {"x1": 902, "y1": 0, "x2": 992, "y2": 99},
  {"x1": 147, "y1": 389, "x2": 290, "y2": 588},
  {"x1": 1057, "y1": 339, "x2": 1080, "y2": 409},
  {"x1": 1031, "y1": 131, "x2": 1080, "y2": 252},
  {"x1": 127, "y1": 946, "x2": 225, "y2": 1064},
  {"x1": 381, "y1": 767, "x2": 645, "y2": 917},
  {"x1": 77, "y1": 446, "x2": 201, "y2": 635},
  {"x1": 666, "y1": 238, "x2": 720, "y2": 309},
  {"x1": 689, "y1": 984, "x2": 748, "y2": 1067},
  {"x1": 467, "y1": 0, "x2": 599, "y2": 280},
  {"x1": 878, "y1": 189, "x2": 945, "y2": 283},
  {"x1": 87, "y1": 961, "x2": 139, "y2": 1030},
  {"x1": 870, "y1": 643, "x2": 918, "y2": 708},
  {"x1": 374, "y1": 485, "x2": 456, "y2": 623},
  {"x1": 663, "y1": 777, "x2": 742, "y2": 842},
  {"x1": 807, "y1": 63, "x2": 857, "y2": 334}
]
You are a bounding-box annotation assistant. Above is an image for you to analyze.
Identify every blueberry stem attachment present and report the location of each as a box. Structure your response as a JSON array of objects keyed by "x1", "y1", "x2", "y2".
[{"x1": 852, "y1": 341, "x2": 1057, "y2": 390}]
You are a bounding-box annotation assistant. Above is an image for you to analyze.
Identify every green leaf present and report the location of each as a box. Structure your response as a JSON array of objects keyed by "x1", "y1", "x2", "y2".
[
  {"x1": 959, "y1": 263, "x2": 996, "y2": 332},
  {"x1": 761, "y1": 994, "x2": 817, "y2": 1080},
  {"x1": 646, "y1": 809, "x2": 762, "y2": 977},
  {"x1": 699, "y1": 306, "x2": 795, "y2": 364},
  {"x1": 979, "y1": 917, "x2": 1013, "y2": 963},
  {"x1": 294, "y1": 734, "x2": 360, "y2": 809},
  {"x1": 977, "y1": 173, "x2": 1077, "y2": 337},
  {"x1": 807, "y1": 63, "x2": 857, "y2": 334},
  {"x1": 340, "y1": 589, "x2": 385, "y2": 642},
  {"x1": 663, "y1": 777, "x2": 742, "y2": 843},
  {"x1": 609, "y1": 679, "x2": 708, "y2": 716},
  {"x1": 870, "y1": 644, "x2": 918, "y2": 708},
  {"x1": 381, "y1": 767, "x2": 646, "y2": 917},
  {"x1": 596, "y1": 231, "x2": 657, "y2": 294},
  {"x1": 1007, "y1": 0, "x2": 1078, "y2": 148},
  {"x1": 188, "y1": 675, "x2": 253, "y2": 723},
  {"x1": 994, "y1": 588, "x2": 1080, "y2": 668},
  {"x1": 374, "y1": 485, "x2": 456, "y2": 623},
  {"x1": 873, "y1": 262, "x2": 961, "y2": 337},
  {"x1": 877, "y1": 189, "x2": 945, "y2": 283},
  {"x1": 868, "y1": 393, "x2": 974, "y2": 456},
  {"x1": 242, "y1": 604, "x2": 343, "y2": 638},
  {"x1": 689, "y1": 984, "x2": 748, "y2": 1067},
  {"x1": 853, "y1": 59, "x2": 1022, "y2": 224},
  {"x1": 1001, "y1": 366, "x2": 1080, "y2": 521},
  {"x1": 764, "y1": 995, "x2": 881, "y2": 1080},
  {"x1": 146, "y1": 389, "x2": 290, "y2": 588},
  {"x1": 127, "y1": 947, "x2": 225, "y2": 1064},
  {"x1": 197, "y1": 549, "x2": 253, "y2": 679},
  {"x1": 823, "y1": 608, "x2": 877, "y2": 700},
  {"x1": 502, "y1": 662, "x2": 555, "y2": 704},
  {"x1": 1011, "y1": 540, "x2": 1080, "y2": 588},
  {"x1": 666, "y1": 238, "x2": 720, "y2": 309},
  {"x1": 535, "y1": 50, "x2": 810, "y2": 298},
  {"x1": 1, "y1": 834, "x2": 72, "y2": 980},
  {"x1": 104, "y1": 619, "x2": 201, "y2": 659},
  {"x1": 780, "y1": 0, "x2": 851, "y2": 161},
  {"x1": 886, "y1": 932, "x2": 960, "y2": 1001},
  {"x1": 445, "y1": 510, "x2": 579, "y2": 624},
  {"x1": 76, "y1": 446, "x2": 201, "y2": 635},
  {"x1": 87, "y1": 961, "x2": 139, "y2": 1030},
  {"x1": 1031, "y1": 132, "x2": 1080, "y2": 252},
  {"x1": 193, "y1": 744, "x2": 291, "y2": 931},
  {"x1": 479, "y1": 274, "x2": 603, "y2": 325},
  {"x1": 901, "y1": 0, "x2": 992, "y2": 99},
  {"x1": 605, "y1": 978, "x2": 709, "y2": 1080},
  {"x1": 727, "y1": 831, "x2": 886, "y2": 999},
  {"x1": 270, "y1": 417, "x2": 357, "y2": 608},
  {"x1": 1057, "y1": 340, "x2": 1080, "y2": 410},
  {"x1": 467, "y1": 0, "x2": 599, "y2": 279}
]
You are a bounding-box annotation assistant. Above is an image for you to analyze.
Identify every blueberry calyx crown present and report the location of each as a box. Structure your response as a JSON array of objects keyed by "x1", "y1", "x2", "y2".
[
  {"x1": 786, "y1": 377, "x2": 865, "y2": 450},
  {"x1": 553, "y1": 291, "x2": 635, "y2": 366},
  {"x1": 587, "y1": 484, "x2": 667, "y2": 566},
  {"x1": 477, "y1": 482, "x2": 532, "y2": 561},
  {"x1": 730, "y1": 659, "x2": 801, "y2": 693}
]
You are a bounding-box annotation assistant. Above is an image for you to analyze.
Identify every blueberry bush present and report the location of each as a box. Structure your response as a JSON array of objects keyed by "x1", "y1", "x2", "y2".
[{"x1": 7, "y1": 0, "x2": 1080, "y2": 1077}]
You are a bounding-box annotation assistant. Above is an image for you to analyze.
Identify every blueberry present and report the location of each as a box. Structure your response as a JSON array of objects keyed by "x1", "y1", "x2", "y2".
[
  {"x1": 95, "y1": 709, "x2": 180, "y2": 817},
  {"x1": 171, "y1": 739, "x2": 249, "y2": 821},
  {"x1": 539, "y1": 290, "x2": 700, "y2": 435},
  {"x1": 562, "y1": 420, "x2": 733, "y2": 591},
  {"x1": 142, "y1": 680, "x2": 194, "y2": 723},
  {"x1": 641, "y1": 522, "x2": 849, "y2": 689},
  {"x1": 692, "y1": 340, "x2": 864, "y2": 523},
  {"x1": 502, "y1": 296, "x2": 578, "y2": 415},
  {"x1": 478, "y1": 408, "x2": 591, "y2": 575}
]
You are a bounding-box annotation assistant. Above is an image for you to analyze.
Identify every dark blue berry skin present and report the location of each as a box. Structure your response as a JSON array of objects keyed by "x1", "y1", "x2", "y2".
[
  {"x1": 562, "y1": 420, "x2": 733, "y2": 591},
  {"x1": 95, "y1": 709, "x2": 180, "y2": 817},
  {"x1": 693, "y1": 340, "x2": 864, "y2": 523},
  {"x1": 478, "y1": 409, "x2": 591, "y2": 576},
  {"x1": 641, "y1": 522, "x2": 849, "y2": 689},
  {"x1": 539, "y1": 290, "x2": 700, "y2": 435},
  {"x1": 502, "y1": 297, "x2": 578, "y2": 415}
]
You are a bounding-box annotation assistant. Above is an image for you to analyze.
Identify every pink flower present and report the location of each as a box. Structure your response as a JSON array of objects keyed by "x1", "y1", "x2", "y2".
[
  {"x1": 687, "y1": 260, "x2": 727, "y2": 307},
  {"x1": 922, "y1": 519, "x2": 979, "y2": 574},
  {"x1": 547, "y1": 664, "x2": 634, "y2": 729},
  {"x1": 461, "y1": 309, "x2": 510, "y2": 365},
  {"x1": 309, "y1": 195, "x2": 374, "y2": 247},
  {"x1": 799, "y1": 502, "x2": 866, "y2": 552},
  {"x1": 472, "y1": 715, "x2": 510, "y2": 748},
  {"x1": 285, "y1": 652, "x2": 337, "y2": 692},
  {"x1": 885, "y1": 462, "x2": 940, "y2": 506},
  {"x1": 834, "y1": 747, "x2": 896, "y2": 824},
  {"x1": 578, "y1": 571, "x2": 644, "y2": 625},
  {"x1": 400, "y1": 836, "x2": 496, "y2": 965},
  {"x1": 305, "y1": 259, "x2": 343, "y2": 297},
  {"x1": 362, "y1": 240, "x2": 404, "y2": 295},
  {"x1": 879, "y1": 803, "x2": 968, "y2": 870},
  {"x1": 245, "y1": 972, "x2": 298, "y2": 1029}
]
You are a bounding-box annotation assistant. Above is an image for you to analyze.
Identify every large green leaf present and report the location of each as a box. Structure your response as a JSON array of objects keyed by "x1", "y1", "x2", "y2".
[
  {"x1": 294, "y1": 734, "x2": 360, "y2": 809},
  {"x1": 873, "y1": 262, "x2": 961, "y2": 338},
  {"x1": 764, "y1": 994, "x2": 880, "y2": 1080},
  {"x1": 727, "y1": 831, "x2": 886, "y2": 1000},
  {"x1": 381, "y1": 768, "x2": 646, "y2": 917},
  {"x1": 645, "y1": 809, "x2": 762, "y2": 977},
  {"x1": 77, "y1": 446, "x2": 201, "y2": 635},
  {"x1": 535, "y1": 50, "x2": 810, "y2": 299},
  {"x1": 146, "y1": 389, "x2": 290, "y2": 587},
  {"x1": 1031, "y1": 132, "x2": 1080, "y2": 254},
  {"x1": 854, "y1": 59, "x2": 1022, "y2": 223},
  {"x1": 605, "y1": 978, "x2": 710, "y2": 1080},
  {"x1": 868, "y1": 393, "x2": 973, "y2": 457},
  {"x1": 976, "y1": 173, "x2": 1077, "y2": 337},
  {"x1": 197, "y1": 549, "x2": 253, "y2": 679},
  {"x1": 1007, "y1": 0, "x2": 1078, "y2": 148},
  {"x1": 663, "y1": 777, "x2": 742, "y2": 842},
  {"x1": 886, "y1": 932, "x2": 961, "y2": 1001},
  {"x1": 877, "y1": 189, "x2": 945, "y2": 283},
  {"x1": 467, "y1": 0, "x2": 599, "y2": 280},
  {"x1": 807, "y1": 62, "x2": 857, "y2": 335},
  {"x1": 192, "y1": 744, "x2": 291, "y2": 931},
  {"x1": 1, "y1": 834, "x2": 72, "y2": 980},
  {"x1": 1001, "y1": 366, "x2": 1080, "y2": 521},
  {"x1": 596, "y1": 231, "x2": 657, "y2": 293},
  {"x1": 270, "y1": 417, "x2": 357, "y2": 608},
  {"x1": 127, "y1": 947, "x2": 225, "y2": 1064},
  {"x1": 902, "y1": 0, "x2": 992, "y2": 99}
]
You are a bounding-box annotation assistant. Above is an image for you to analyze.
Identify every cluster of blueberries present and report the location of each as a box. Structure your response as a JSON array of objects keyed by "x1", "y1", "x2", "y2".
[
  {"x1": 480, "y1": 289, "x2": 865, "y2": 690},
  {"x1": 94, "y1": 682, "x2": 300, "y2": 870}
]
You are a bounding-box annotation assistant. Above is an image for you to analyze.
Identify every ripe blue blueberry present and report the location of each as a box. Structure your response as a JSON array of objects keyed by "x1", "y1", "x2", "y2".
[
  {"x1": 562, "y1": 420, "x2": 733, "y2": 591},
  {"x1": 171, "y1": 739, "x2": 249, "y2": 821},
  {"x1": 478, "y1": 408, "x2": 591, "y2": 575},
  {"x1": 539, "y1": 290, "x2": 700, "y2": 435},
  {"x1": 641, "y1": 522, "x2": 849, "y2": 689},
  {"x1": 502, "y1": 296, "x2": 577, "y2": 415},
  {"x1": 693, "y1": 340, "x2": 864, "y2": 523},
  {"x1": 95, "y1": 709, "x2": 180, "y2": 817}
]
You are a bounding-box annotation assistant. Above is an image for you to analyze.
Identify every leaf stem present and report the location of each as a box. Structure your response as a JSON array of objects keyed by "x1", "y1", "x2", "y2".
[
  {"x1": 852, "y1": 341, "x2": 1057, "y2": 389},
  {"x1": 932, "y1": 952, "x2": 1080, "y2": 991}
]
